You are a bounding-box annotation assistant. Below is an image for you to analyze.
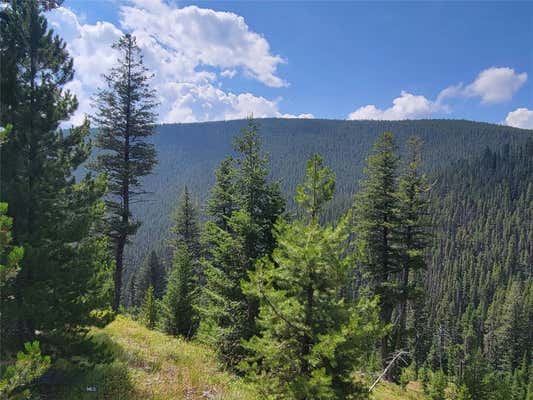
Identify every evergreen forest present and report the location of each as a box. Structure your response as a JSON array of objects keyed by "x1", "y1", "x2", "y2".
[{"x1": 1, "y1": 1, "x2": 532, "y2": 399}]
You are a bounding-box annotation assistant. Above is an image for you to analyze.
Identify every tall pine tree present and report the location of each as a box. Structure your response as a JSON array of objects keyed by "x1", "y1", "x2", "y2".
[
  {"x1": 92, "y1": 34, "x2": 158, "y2": 310},
  {"x1": 0, "y1": 0, "x2": 112, "y2": 351},
  {"x1": 198, "y1": 118, "x2": 285, "y2": 367},
  {"x1": 352, "y1": 132, "x2": 401, "y2": 373},
  {"x1": 394, "y1": 136, "x2": 430, "y2": 351}
]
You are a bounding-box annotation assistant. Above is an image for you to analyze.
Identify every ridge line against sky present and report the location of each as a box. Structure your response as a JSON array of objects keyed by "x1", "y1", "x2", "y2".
[{"x1": 47, "y1": 0, "x2": 533, "y2": 129}]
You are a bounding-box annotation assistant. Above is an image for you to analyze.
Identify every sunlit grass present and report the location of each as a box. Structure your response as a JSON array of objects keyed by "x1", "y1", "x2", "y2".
[
  {"x1": 372, "y1": 380, "x2": 428, "y2": 400},
  {"x1": 56, "y1": 315, "x2": 257, "y2": 400}
]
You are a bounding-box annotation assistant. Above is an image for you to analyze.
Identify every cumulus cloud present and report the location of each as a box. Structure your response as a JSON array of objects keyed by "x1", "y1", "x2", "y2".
[
  {"x1": 347, "y1": 91, "x2": 442, "y2": 120},
  {"x1": 47, "y1": 1, "x2": 309, "y2": 125},
  {"x1": 505, "y1": 108, "x2": 533, "y2": 129},
  {"x1": 438, "y1": 67, "x2": 527, "y2": 104},
  {"x1": 348, "y1": 67, "x2": 528, "y2": 121}
]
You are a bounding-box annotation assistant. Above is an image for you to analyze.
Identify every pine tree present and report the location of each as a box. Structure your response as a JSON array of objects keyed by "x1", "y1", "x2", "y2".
[
  {"x1": 206, "y1": 156, "x2": 237, "y2": 230},
  {"x1": 171, "y1": 186, "x2": 201, "y2": 261},
  {"x1": 394, "y1": 136, "x2": 430, "y2": 350},
  {"x1": 352, "y1": 132, "x2": 401, "y2": 371},
  {"x1": 92, "y1": 33, "x2": 158, "y2": 311},
  {"x1": 242, "y1": 154, "x2": 382, "y2": 400},
  {"x1": 0, "y1": 0, "x2": 112, "y2": 350},
  {"x1": 140, "y1": 285, "x2": 157, "y2": 329},
  {"x1": 198, "y1": 118, "x2": 285, "y2": 367},
  {"x1": 159, "y1": 244, "x2": 196, "y2": 338}
]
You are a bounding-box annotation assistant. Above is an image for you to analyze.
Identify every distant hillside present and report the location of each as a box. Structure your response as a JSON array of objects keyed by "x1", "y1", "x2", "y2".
[{"x1": 126, "y1": 118, "x2": 532, "y2": 278}]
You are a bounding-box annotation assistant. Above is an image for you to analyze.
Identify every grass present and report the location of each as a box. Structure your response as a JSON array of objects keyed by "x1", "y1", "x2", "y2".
[
  {"x1": 53, "y1": 315, "x2": 256, "y2": 399},
  {"x1": 372, "y1": 380, "x2": 428, "y2": 400},
  {"x1": 49, "y1": 315, "x2": 427, "y2": 400}
]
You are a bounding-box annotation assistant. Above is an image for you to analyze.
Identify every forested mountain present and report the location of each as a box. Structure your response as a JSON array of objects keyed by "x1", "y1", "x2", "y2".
[
  {"x1": 124, "y1": 119, "x2": 533, "y2": 398},
  {"x1": 418, "y1": 141, "x2": 533, "y2": 396},
  {"x1": 127, "y1": 118, "x2": 532, "y2": 277}
]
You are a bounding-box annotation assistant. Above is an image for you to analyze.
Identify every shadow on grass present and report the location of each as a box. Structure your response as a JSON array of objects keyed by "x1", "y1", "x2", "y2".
[{"x1": 37, "y1": 331, "x2": 137, "y2": 400}]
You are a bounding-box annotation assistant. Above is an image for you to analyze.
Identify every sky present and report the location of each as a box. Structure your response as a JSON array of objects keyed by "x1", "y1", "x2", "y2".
[{"x1": 47, "y1": 0, "x2": 533, "y2": 128}]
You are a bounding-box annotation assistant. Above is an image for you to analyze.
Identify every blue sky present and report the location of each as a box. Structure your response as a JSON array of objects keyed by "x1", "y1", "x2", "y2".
[{"x1": 49, "y1": 1, "x2": 533, "y2": 128}]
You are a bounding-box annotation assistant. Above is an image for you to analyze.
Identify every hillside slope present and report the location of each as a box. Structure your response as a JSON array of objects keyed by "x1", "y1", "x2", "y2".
[
  {"x1": 51, "y1": 316, "x2": 426, "y2": 400},
  {"x1": 126, "y1": 118, "x2": 532, "y2": 276}
]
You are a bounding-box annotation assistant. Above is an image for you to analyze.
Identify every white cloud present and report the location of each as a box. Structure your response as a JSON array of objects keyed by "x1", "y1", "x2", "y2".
[
  {"x1": 437, "y1": 67, "x2": 527, "y2": 104},
  {"x1": 47, "y1": 1, "x2": 309, "y2": 125},
  {"x1": 348, "y1": 67, "x2": 528, "y2": 121},
  {"x1": 505, "y1": 108, "x2": 533, "y2": 129},
  {"x1": 280, "y1": 113, "x2": 315, "y2": 119},
  {"x1": 347, "y1": 91, "x2": 442, "y2": 120},
  {"x1": 120, "y1": 1, "x2": 287, "y2": 88}
]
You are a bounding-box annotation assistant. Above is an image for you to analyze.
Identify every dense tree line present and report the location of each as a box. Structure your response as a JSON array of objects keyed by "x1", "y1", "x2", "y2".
[{"x1": 412, "y1": 140, "x2": 533, "y2": 399}]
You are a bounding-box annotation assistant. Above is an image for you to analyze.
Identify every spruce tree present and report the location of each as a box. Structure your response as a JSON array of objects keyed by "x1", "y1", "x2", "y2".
[
  {"x1": 92, "y1": 33, "x2": 158, "y2": 311},
  {"x1": 198, "y1": 118, "x2": 285, "y2": 367},
  {"x1": 140, "y1": 285, "x2": 157, "y2": 329},
  {"x1": 206, "y1": 156, "x2": 237, "y2": 230},
  {"x1": 171, "y1": 186, "x2": 201, "y2": 261},
  {"x1": 0, "y1": 0, "x2": 112, "y2": 350},
  {"x1": 159, "y1": 244, "x2": 196, "y2": 338},
  {"x1": 352, "y1": 132, "x2": 401, "y2": 370},
  {"x1": 242, "y1": 155, "x2": 382, "y2": 399},
  {"x1": 394, "y1": 136, "x2": 430, "y2": 350}
]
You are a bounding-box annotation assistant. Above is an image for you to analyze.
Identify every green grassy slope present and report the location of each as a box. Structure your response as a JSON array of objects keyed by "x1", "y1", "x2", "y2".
[{"x1": 50, "y1": 316, "x2": 426, "y2": 400}]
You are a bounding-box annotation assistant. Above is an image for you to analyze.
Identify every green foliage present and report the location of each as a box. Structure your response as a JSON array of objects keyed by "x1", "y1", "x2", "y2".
[
  {"x1": 198, "y1": 119, "x2": 285, "y2": 367},
  {"x1": 139, "y1": 286, "x2": 158, "y2": 329},
  {"x1": 352, "y1": 131, "x2": 401, "y2": 307},
  {"x1": 400, "y1": 363, "x2": 417, "y2": 390},
  {"x1": 0, "y1": 0, "x2": 112, "y2": 354},
  {"x1": 129, "y1": 250, "x2": 166, "y2": 307},
  {"x1": 159, "y1": 244, "x2": 197, "y2": 337},
  {"x1": 124, "y1": 118, "x2": 530, "y2": 274},
  {"x1": 426, "y1": 370, "x2": 446, "y2": 400},
  {"x1": 0, "y1": 341, "x2": 51, "y2": 399},
  {"x1": 171, "y1": 186, "x2": 201, "y2": 259},
  {"x1": 0, "y1": 202, "x2": 24, "y2": 341},
  {"x1": 242, "y1": 154, "x2": 383, "y2": 399},
  {"x1": 91, "y1": 33, "x2": 158, "y2": 310}
]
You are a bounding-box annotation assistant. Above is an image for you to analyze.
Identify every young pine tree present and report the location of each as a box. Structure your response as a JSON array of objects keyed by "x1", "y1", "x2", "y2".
[
  {"x1": 242, "y1": 155, "x2": 383, "y2": 400},
  {"x1": 140, "y1": 285, "x2": 158, "y2": 329},
  {"x1": 0, "y1": 0, "x2": 112, "y2": 351},
  {"x1": 159, "y1": 244, "x2": 196, "y2": 338},
  {"x1": 199, "y1": 119, "x2": 285, "y2": 367},
  {"x1": 353, "y1": 132, "x2": 401, "y2": 371},
  {"x1": 92, "y1": 34, "x2": 158, "y2": 311}
]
